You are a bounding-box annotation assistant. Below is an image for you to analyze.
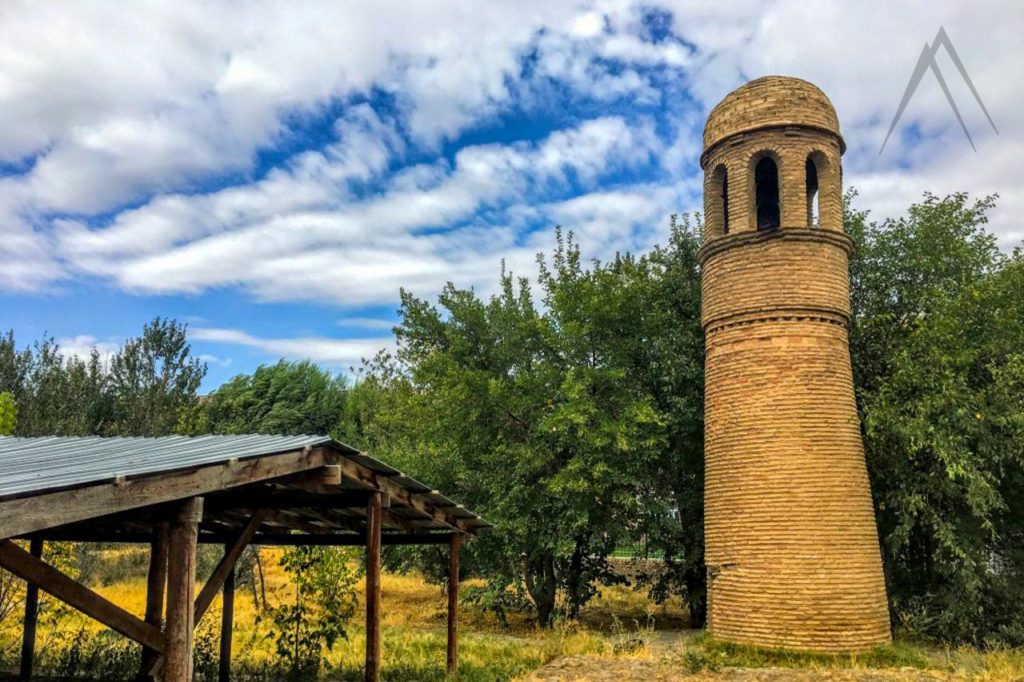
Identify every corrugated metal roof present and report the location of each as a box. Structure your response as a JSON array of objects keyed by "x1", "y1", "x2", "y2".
[
  {"x1": 0, "y1": 434, "x2": 332, "y2": 499},
  {"x1": 0, "y1": 434, "x2": 490, "y2": 530}
]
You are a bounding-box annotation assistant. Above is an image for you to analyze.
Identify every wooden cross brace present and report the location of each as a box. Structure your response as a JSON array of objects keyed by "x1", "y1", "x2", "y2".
[{"x1": 0, "y1": 539, "x2": 165, "y2": 652}]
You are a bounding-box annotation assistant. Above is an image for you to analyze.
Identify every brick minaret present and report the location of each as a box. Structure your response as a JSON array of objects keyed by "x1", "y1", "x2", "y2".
[{"x1": 698, "y1": 76, "x2": 890, "y2": 651}]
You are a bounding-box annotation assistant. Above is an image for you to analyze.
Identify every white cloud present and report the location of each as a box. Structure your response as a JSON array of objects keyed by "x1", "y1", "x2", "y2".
[
  {"x1": 337, "y1": 318, "x2": 397, "y2": 331},
  {"x1": 1, "y1": 0, "x2": 1022, "y2": 313},
  {"x1": 54, "y1": 335, "x2": 119, "y2": 363},
  {"x1": 196, "y1": 354, "x2": 233, "y2": 368},
  {"x1": 190, "y1": 327, "x2": 392, "y2": 369},
  {"x1": 52, "y1": 115, "x2": 661, "y2": 304}
]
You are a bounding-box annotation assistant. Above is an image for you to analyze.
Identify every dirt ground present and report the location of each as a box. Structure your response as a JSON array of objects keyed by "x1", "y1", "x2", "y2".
[
  {"x1": 522, "y1": 631, "x2": 957, "y2": 682},
  {"x1": 523, "y1": 658, "x2": 953, "y2": 681}
]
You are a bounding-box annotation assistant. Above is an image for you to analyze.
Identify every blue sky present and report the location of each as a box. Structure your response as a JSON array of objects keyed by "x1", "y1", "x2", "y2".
[{"x1": 1, "y1": 1, "x2": 1020, "y2": 391}]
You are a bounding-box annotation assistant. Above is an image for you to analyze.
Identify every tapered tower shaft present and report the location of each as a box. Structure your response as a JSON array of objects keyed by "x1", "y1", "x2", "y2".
[{"x1": 698, "y1": 76, "x2": 890, "y2": 652}]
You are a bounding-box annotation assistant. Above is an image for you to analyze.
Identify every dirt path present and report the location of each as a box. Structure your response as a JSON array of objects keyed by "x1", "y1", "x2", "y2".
[
  {"x1": 522, "y1": 657, "x2": 952, "y2": 681},
  {"x1": 522, "y1": 632, "x2": 953, "y2": 681}
]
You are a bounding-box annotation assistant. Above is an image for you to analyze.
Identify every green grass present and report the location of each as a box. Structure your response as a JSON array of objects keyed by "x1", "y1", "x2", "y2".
[
  {"x1": 678, "y1": 632, "x2": 931, "y2": 672},
  {"x1": 607, "y1": 545, "x2": 665, "y2": 560}
]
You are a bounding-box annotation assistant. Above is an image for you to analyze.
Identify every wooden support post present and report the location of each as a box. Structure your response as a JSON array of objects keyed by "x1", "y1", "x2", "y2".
[
  {"x1": 164, "y1": 497, "x2": 202, "y2": 682},
  {"x1": 139, "y1": 525, "x2": 168, "y2": 680},
  {"x1": 447, "y1": 534, "x2": 460, "y2": 675},
  {"x1": 19, "y1": 537, "x2": 43, "y2": 681},
  {"x1": 364, "y1": 491, "x2": 382, "y2": 682},
  {"x1": 218, "y1": 545, "x2": 234, "y2": 682}
]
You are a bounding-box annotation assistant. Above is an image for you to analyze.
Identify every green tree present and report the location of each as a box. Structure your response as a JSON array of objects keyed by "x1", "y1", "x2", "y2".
[
  {"x1": 0, "y1": 331, "x2": 30, "y2": 404},
  {"x1": 848, "y1": 191, "x2": 1024, "y2": 643},
  {"x1": 0, "y1": 391, "x2": 15, "y2": 435},
  {"x1": 624, "y1": 217, "x2": 706, "y2": 625},
  {"x1": 198, "y1": 360, "x2": 348, "y2": 435},
  {"x1": 265, "y1": 546, "x2": 359, "y2": 679},
  {"x1": 0, "y1": 337, "x2": 109, "y2": 436},
  {"x1": 107, "y1": 318, "x2": 206, "y2": 436},
  {"x1": 346, "y1": 223, "x2": 705, "y2": 626},
  {"x1": 1, "y1": 318, "x2": 204, "y2": 436}
]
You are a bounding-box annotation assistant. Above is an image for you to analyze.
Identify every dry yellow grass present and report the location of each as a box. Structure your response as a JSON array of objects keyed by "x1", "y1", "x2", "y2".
[
  {"x1": 1, "y1": 546, "x2": 1022, "y2": 681},
  {"x1": 0, "y1": 547, "x2": 644, "y2": 680}
]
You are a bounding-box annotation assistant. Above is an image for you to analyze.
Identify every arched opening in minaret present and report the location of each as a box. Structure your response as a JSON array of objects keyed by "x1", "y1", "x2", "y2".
[
  {"x1": 754, "y1": 157, "x2": 780, "y2": 230},
  {"x1": 709, "y1": 164, "x2": 729, "y2": 236},
  {"x1": 805, "y1": 156, "x2": 819, "y2": 226}
]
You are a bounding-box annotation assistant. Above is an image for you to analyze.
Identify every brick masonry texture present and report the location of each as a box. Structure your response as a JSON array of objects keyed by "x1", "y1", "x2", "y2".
[
  {"x1": 703, "y1": 76, "x2": 843, "y2": 152},
  {"x1": 697, "y1": 76, "x2": 891, "y2": 652}
]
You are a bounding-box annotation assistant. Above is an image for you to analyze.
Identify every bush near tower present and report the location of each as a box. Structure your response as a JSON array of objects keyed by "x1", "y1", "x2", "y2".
[{"x1": 848, "y1": 190, "x2": 1024, "y2": 644}]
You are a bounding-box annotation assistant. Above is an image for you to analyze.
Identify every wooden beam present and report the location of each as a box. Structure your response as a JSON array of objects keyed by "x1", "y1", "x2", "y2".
[
  {"x1": 163, "y1": 498, "x2": 202, "y2": 682},
  {"x1": 138, "y1": 524, "x2": 168, "y2": 680},
  {"x1": 19, "y1": 537, "x2": 43, "y2": 681},
  {"x1": 364, "y1": 492, "x2": 382, "y2": 682},
  {"x1": 203, "y1": 489, "x2": 372, "y2": 511},
  {"x1": 326, "y1": 449, "x2": 472, "y2": 534},
  {"x1": 24, "y1": 529, "x2": 458, "y2": 546},
  {"x1": 277, "y1": 464, "x2": 345, "y2": 494},
  {"x1": 0, "y1": 540, "x2": 163, "y2": 652},
  {"x1": 447, "y1": 533, "x2": 460, "y2": 675},
  {"x1": 308, "y1": 464, "x2": 342, "y2": 486},
  {"x1": 218, "y1": 545, "x2": 234, "y2": 682},
  {"x1": 195, "y1": 511, "x2": 268, "y2": 624},
  {"x1": 0, "y1": 447, "x2": 329, "y2": 540}
]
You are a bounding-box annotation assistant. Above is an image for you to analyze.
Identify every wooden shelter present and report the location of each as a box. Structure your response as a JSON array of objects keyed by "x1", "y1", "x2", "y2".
[{"x1": 0, "y1": 435, "x2": 489, "y2": 681}]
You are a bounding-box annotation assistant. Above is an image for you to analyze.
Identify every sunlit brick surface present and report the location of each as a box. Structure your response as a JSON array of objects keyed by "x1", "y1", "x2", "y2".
[
  {"x1": 698, "y1": 77, "x2": 890, "y2": 652},
  {"x1": 703, "y1": 76, "x2": 841, "y2": 152}
]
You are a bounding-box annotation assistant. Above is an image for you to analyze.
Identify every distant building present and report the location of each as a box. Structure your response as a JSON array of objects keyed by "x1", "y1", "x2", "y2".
[{"x1": 698, "y1": 76, "x2": 891, "y2": 651}]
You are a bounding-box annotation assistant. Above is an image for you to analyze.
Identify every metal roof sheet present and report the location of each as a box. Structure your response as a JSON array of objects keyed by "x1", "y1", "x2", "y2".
[
  {"x1": 0, "y1": 435, "x2": 490, "y2": 530},
  {"x1": 0, "y1": 434, "x2": 333, "y2": 499}
]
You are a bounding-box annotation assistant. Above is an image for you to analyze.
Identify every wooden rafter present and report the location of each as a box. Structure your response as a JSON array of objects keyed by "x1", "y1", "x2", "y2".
[
  {"x1": 203, "y1": 488, "x2": 373, "y2": 511},
  {"x1": 323, "y1": 448, "x2": 474, "y2": 533}
]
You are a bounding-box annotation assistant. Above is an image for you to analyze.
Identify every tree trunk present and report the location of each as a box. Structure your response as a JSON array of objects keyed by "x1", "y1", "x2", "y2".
[
  {"x1": 564, "y1": 534, "x2": 589, "y2": 621},
  {"x1": 684, "y1": 559, "x2": 707, "y2": 628},
  {"x1": 254, "y1": 549, "x2": 267, "y2": 611},
  {"x1": 524, "y1": 550, "x2": 557, "y2": 627}
]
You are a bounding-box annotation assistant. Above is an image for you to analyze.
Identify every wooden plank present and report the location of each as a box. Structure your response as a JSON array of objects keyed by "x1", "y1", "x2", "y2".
[
  {"x1": 203, "y1": 489, "x2": 372, "y2": 511},
  {"x1": 138, "y1": 524, "x2": 168, "y2": 680},
  {"x1": 194, "y1": 511, "x2": 268, "y2": 624},
  {"x1": 218, "y1": 546, "x2": 234, "y2": 682},
  {"x1": 0, "y1": 540, "x2": 163, "y2": 652},
  {"x1": 24, "y1": 529, "x2": 458, "y2": 546},
  {"x1": 325, "y1": 450, "x2": 472, "y2": 534},
  {"x1": 364, "y1": 492, "x2": 382, "y2": 682},
  {"x1": 312, "y1": 464, "x2": 342, "y2": 486},
  {"x1": 342, "y1": 503, "x2": 431, "y2": 533},
  {"x1": 0, "y1": 448, "x2": 329, "y2": 540},
  {"x1": 19, "y1": 537, "x2": 43, "y2": 681},
  {"x1": 447, "y1": 533, "x2": 460, "y2": 675},
  {"x1": 163, "y1": 498, "x2": 202, "y2": 682}
]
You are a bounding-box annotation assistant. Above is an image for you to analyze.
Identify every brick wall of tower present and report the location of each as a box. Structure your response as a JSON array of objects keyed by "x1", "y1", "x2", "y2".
[
  {"x1": 699, "y1": 76, "x2": 890, "y2": 652},
  {"x1": 700, "y1": 230, "x2": 851, "y2": 327}
]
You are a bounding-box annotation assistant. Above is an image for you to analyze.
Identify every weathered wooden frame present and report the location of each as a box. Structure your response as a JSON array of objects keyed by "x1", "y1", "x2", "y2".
[{"x1": 0, "y1": 441, "x2": 479, "y2": 681}]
